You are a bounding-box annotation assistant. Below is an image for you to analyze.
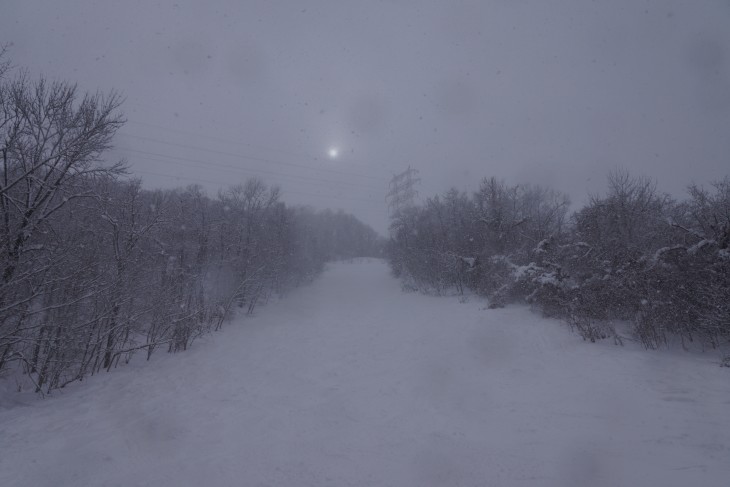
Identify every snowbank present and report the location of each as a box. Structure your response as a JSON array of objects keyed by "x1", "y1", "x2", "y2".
[{"x1": 1, "y1": 259, "x2": 728, "y2": 486}]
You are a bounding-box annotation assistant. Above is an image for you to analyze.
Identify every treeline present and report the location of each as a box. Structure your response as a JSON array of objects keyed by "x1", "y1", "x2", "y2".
[
  {"x1": 0, "y1": 63, "x2": 381, "y2": 394},
  {"x1": 388, "y1": 170, "x2": 730, "y2": 350}
]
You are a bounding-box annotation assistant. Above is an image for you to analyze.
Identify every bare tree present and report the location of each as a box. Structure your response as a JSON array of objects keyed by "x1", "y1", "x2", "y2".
[
  {"x1": 0, "y1": 57, "x2": 385, "y2": 394},
  {"x1": 1, "y1": 74, "x2": 125, "y2": 285},
  {"x1": 0, "y1": 69, "x2": 125, "y2": 383}
]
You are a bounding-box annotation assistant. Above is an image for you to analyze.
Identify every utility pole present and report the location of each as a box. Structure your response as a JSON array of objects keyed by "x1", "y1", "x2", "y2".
[{"x1": 386, "y1": 166, "x2": 420, "y2": 218}]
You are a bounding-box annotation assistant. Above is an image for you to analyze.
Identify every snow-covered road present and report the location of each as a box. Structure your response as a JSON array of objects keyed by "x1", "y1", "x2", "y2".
[{"x1": 1, "y1": 259, "x2": 729, "y2": 486}]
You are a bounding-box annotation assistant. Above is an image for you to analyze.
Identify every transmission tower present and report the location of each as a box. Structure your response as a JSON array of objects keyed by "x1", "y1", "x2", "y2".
[{"x1": 386, "y1": 166, "x2": 420, "y2": 218}]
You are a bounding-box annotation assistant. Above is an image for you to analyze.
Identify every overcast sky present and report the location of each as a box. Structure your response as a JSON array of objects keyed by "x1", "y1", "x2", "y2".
[{"x1": 3, "y1": 0, "x2": 729, "y2": 234}]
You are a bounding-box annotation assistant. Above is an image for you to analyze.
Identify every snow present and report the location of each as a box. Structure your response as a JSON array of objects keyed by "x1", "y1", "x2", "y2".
[
  {"x1": 651, "y1": 245, "x2": 687, "y2": 265},
  {"x1": 536, "y1": 272, "x2": 559, "y2": 285},
  {"x1": 687, "y1": 239, "x2": 715, "y2": 255},
  {"x1": 512, "y1": 262, "x2": 537, "y2": 279},
  {"x1": 1, "y1": 259, "x2": 729, "y2": 486},
  {"x1": 536, "y1": 238, "x2": 550, "y2": 253}
]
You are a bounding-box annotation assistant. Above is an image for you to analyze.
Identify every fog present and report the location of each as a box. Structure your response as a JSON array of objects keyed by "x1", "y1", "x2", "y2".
[{"x1": 3, "y1": 0, "x2": 729, "y2": 234}]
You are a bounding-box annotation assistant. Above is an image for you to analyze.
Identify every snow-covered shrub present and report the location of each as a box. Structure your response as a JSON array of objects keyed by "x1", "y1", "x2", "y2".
[
  {"x1": 474, "y1": 255, "x2": 518, "y2": 308},
  {"x1": 386, "y1": 170, "x2": 729, "y2": 351},
  {"x1": 637, "y1": 238, "x2": 730, "y2": 348}
]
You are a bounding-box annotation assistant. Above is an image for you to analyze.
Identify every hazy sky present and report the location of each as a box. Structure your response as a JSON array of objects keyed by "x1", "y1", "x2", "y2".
[{"x1": 3, "y1": 0, "x2": 729, "y2": 234}]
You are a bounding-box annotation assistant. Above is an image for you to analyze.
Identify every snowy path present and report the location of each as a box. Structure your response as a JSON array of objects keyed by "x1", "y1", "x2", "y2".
[{"x1": 1, "y1": 259, "x2": 729, "y2": 486}]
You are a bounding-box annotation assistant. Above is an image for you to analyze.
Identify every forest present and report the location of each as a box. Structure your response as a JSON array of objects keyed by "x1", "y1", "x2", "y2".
[
  {"x1": 2, "y1": 54, "x2": 728, "y2": 397},
  {"x1": 0, "y1": 62, "x2": 382, "y2": 394},
  {"x1": 387, "y1": 171, "x2": 730, "y2": 352}
]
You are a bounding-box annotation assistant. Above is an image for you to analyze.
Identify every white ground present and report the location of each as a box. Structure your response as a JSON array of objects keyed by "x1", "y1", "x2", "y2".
[{"x1": 1, "y1": 259, "x2": 729, "y2": 487}]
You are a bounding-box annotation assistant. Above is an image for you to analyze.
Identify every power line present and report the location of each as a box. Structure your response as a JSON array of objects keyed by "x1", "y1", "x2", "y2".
[
  {"x1": 124, "y1": 119, "x2": 383, "y2": 173},
  {"x1": 126, "y1": 119, "x2": 323, "y2": 163},
  {"x1": 123, "y1": 148, "x2": 384, "y2": 193},
  {"x1": 116, "y1": 132, "x2": 387, "y2": 182}
]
